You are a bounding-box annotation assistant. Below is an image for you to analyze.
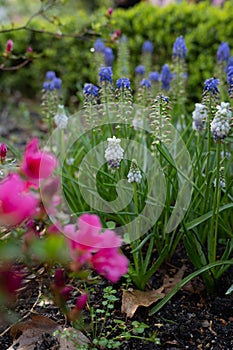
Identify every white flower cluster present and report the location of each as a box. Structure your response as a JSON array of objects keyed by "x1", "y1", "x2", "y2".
[
  {"x1": 213, "y1": 167, "x2": 226, "y2": 189},
  {"x1": 104, "y1": 136, "x2": 124, "y2": 171},
  {"x1": 213, "y1": 178, "x2": 226, "y2": 189},
  {"x1": 127, "y1": 159, "x2": 142, "y2": 184},
  {"x1": 192, "y1": 103, "x2": 208, "y2": 131},
  {"x1": 127, "y1": 169, "x2": 142, "y2": 184},
  {"x1": 211, "y1": 102, "x2": 232, "y2": 141},
  {"x1": 54, "y1": 105, "x2": 68, "y2": 129}
]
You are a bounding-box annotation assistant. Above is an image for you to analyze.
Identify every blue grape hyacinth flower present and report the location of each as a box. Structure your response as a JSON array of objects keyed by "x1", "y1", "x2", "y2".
[
  {"x1": 203, "y1": 77, "x2": 220, "y2": 95},
  {"x1": 172, "y1": 36, "x2": 187, "y2": 59},
  {"x1": 161, "y1": 64, "x2": 172, "y2": 90},
  {"x1": 217, "y1": 42, "x2": 230, "y2": 62},
  {"x1": 104, "y1": 47, "x2": 114, "y2": 66},
  {"x1": 94, "y1": 38, "x2": 105, "y2": 53},
  {"x1": 116, "y1": 78, "x2": 131, "y2": 89},
  {"x1": 142, "y1": 40, "x2": 154, "y2": 53},
  {"x1": 83, "y1": 83, "x2": 99, "y2": 97},
  {"x1": 135, "y1": 65, "x2": 145, "y2": 75},
  {"x1": 149, "y1": 71, "x2": 160, "y2": 82},
  {"x1": 99, "y1": 66, "x2": 113, "y2": 83},
  {"x1": 140, "y1": 79, "x2": 151, "y2": 88},
  {"x1": 43, "y1": 71, "x2": 62, "y2": 91}
]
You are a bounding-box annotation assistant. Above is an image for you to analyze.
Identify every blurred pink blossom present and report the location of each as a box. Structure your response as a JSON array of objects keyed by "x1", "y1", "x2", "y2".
[
  {"x1": 91, "y1": 248, "x2": 129, "y2": 283},
  {"x1": 0, "y1": 173, "x2": 38, "y2": 226},
  {"x1": 61, "y1": 286, "x2": 73, "y2": 300},
  {"x1": 0, "y1": 265, "x2": 23, "y2": 295},
  {"x1": 6, "y1": 39, "x2": 13, "y2": 53},
  {"x1": 64, "y1": 214, "x2": 128, "y2": 282},
  {"x1": 107, "y1": 7, "x2": 113, "y2": 16},
  {"x1": 64, "y1": 214, "x2": 122, "y2": 265},
  {"x1": 21, "y1": 138, "x2": 57, "y2": 182},
  {"x1": 75, "y1": 293, "x2": 88, "y2": 310},
  {"x1": 0, "y1": 143, "x2": 7, "y2": 163}
]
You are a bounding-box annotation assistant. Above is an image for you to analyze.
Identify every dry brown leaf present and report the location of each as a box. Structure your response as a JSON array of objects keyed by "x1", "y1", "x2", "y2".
[
  {"x1": 163, "y1": 264, "x2": 186, "y2": 293},
  {"x1": 121, "y1": 287, "x2": 165, "y2": 318},
  {"x1": 7, "y1": 315, "x2": 90, "y2": 350},
  {"x1": 59, "y1": 327, "x2": 90, "y2": 349}
]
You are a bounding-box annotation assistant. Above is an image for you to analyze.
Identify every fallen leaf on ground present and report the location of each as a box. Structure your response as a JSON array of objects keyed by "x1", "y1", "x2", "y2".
[
  {"x1": 121, "y1": 287, "x2": 165, "y2": 318},
  {"x1": 7, "y1": 314, "x2": 90, "y2": 350},
  {"x1": 163, "y1": 264, "x2": 187, "y2": 293}
]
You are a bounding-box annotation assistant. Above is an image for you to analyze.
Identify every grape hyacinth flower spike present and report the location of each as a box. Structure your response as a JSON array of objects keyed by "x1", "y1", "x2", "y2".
[
  {"x1": 172, "y1": 35, "x2": 188, "y2": 59},
  {"x1": 161, "y1": 64, "x2": 172, "y2": 91},
  {"x1": 192, "y1": 103, "x2": 208, "y2": 132},
  {"x1": 210, "y1": 102, "x2": 232, "y2": 141},
  {"x1": 105, "y1": 136, "x2": 124, "y2": 173},
  {"x1": 127, "y1": 159, "x2": 142, "y2": 184},
  {"x1": 217, "y1": 42, "x2": 230, "y2": 63}
]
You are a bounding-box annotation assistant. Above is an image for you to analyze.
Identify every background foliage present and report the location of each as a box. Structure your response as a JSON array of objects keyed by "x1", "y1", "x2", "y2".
[{"x1": 1, "y1": 1, "x2": 233, "y2": 106}]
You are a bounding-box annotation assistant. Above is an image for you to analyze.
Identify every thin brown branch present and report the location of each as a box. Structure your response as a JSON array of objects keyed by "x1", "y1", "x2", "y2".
[{"x1": 0, "y1": 59, "x2": 31, "y2": 71}]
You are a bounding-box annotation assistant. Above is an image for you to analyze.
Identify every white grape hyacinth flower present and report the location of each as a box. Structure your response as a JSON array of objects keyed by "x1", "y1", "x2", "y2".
[
  {"x1": 54, "y1": 105, "x2": 68, "y2": 129},
  {"x1": 127, "y1": 159, "x2": 142, "y2": 184},
  {"x1": 192, "y1": 103, "x2": 208, "y2": 131},
  {"x1": 211, "y1": 102, "x2": 232, "y2": 141},
  {"x1": 104, "y1": 136, "x2": 124, "y2": 172}
]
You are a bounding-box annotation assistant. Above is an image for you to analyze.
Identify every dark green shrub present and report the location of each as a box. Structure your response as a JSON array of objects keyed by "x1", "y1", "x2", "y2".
[{"x1": 1, "y1": 2, "x2": 233, "y2": 105}]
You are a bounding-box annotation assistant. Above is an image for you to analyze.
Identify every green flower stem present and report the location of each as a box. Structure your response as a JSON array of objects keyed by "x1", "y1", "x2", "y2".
[
  {"x1": 201, "y1": 99, "x2": 214, "y2": 242},
  {"x1": 56, "y1": 128, "x2": 65, "y2": 161},
  {"x1": 131, "y1": 182, "x2": 143, "y2": 279},
  {"x1": 103, "y1": 82, "x2": 112, "y2": 136},
  {"x1": 208, "y1": 140, "x2": 222, "y2": 267}
]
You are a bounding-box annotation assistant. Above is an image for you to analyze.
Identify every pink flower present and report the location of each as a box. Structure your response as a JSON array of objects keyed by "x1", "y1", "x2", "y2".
[
  {"x1": 0, "y1": 143, "x2": 7, "y2": 163},
  {"x1": 107, "y1": 7, "x2": 113, "y2": 16},
  {"x1": 0, "y1": 265, "x2": 23, "y2": 294},
  {"x1": 64, "y1": 214, "x2": 128, "y2": 282},
  {"x1": 91, "y1": 248, "x2": 128, "y2": 283},
  {"x1": 54, "y1": 269, "x2": 66, "y2": 288},
  {"x1": 21, "y1": 138, "x2": 57, "y2": 182},
  {"x1": 75, "y1": 293, "x2": 88, "y2": 310},
  {"x1": 64, "y1": 214, "x2": 122, "y2": 264},
  {"x1": 27, "y1": 46, "x2": 33, "y2": 53},
  {"x1": 0, "y1": 173, "x2": 38, "y2": 226},
  {"x1": 6, "y1": 39, "x2": 13, "y2": 53},
  {"x1": 61, "y1": 286, "x2": 73, "y2": 300}
]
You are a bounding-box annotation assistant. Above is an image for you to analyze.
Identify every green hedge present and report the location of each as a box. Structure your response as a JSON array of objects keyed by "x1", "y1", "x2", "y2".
[{"x1": 1, "y1": 2, "x2": 233, "y2": 106}]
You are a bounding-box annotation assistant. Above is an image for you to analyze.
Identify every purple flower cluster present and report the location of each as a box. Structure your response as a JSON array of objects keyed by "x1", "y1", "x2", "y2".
[
  {"x1": 142, "y1": 40, "x2": 154, "y2": 53},
  {"x1": 172, "y1": 36, "x2": 187, "y2": 59},
  {"x1": 43, "y1": 71, "x2": 62, "y2": 91},
  {"x1": 94, "y1": 39, "x2": 114, "y2": 66},
  {"x1": 94, "y1": 39, "x2": 105, "y2": 53},
  {"x1": 161, "y1": 64, "x2": 172, "y2": 90},
  {"x1": 227, "y1": 63, "x2": 233, "y2": 95},
  {"x1": 104, "y1": 47, "x2": 114, "y2": 66},
  {"x1": 149, "y1": 71, "x2": 160, "y2": 82},
  {"x1": 135, "y1": 65, "x2": 145, "y2": 75},
  {"x1": 99, "y1": 66, "x2": 113, "y2": 83},
  {"x1": 203, "y1": 77, "x2": 220, "y2": 95},
  {"x1": 83, "y1": 83, "x2": 99, "y2": 97},
  {"x1": 140, "y1": 79, "x2": 151, "y2": 88},
  {"x1": 217, "y1": 42, "x2": 230, "y2": 62},
  {"x1": 116, "y1": 78, "x2": 131, "y2": 89}
]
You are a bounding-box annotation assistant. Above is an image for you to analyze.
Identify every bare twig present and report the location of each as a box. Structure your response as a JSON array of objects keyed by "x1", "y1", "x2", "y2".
[
  {"x1": 0, "y1": 59, "x2": 31, "y2": 71},
  {"x1": 0, "y1": 282, "x2": 43, "y2": 338}
]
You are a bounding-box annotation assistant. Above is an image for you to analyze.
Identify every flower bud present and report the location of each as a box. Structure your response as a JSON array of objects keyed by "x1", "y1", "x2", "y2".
[
  {"x1": 61, "y1": 286, "x2": 73, "y2": 300},
  {"x1": 54, "y1": 269, "x2": 66, "y2": 288},
  {"x1": 107, "y1": 7, "x2": 113, "y2": 17},
  {"x1": 6, "y1": 39, "x2": 13, "y2": 53},
  {"x1": 75, "y1": 293, "x2": 88, "y2": 311},
  {"x1": 0, "y1": 143, "x2": 7, "y2": 163}
]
